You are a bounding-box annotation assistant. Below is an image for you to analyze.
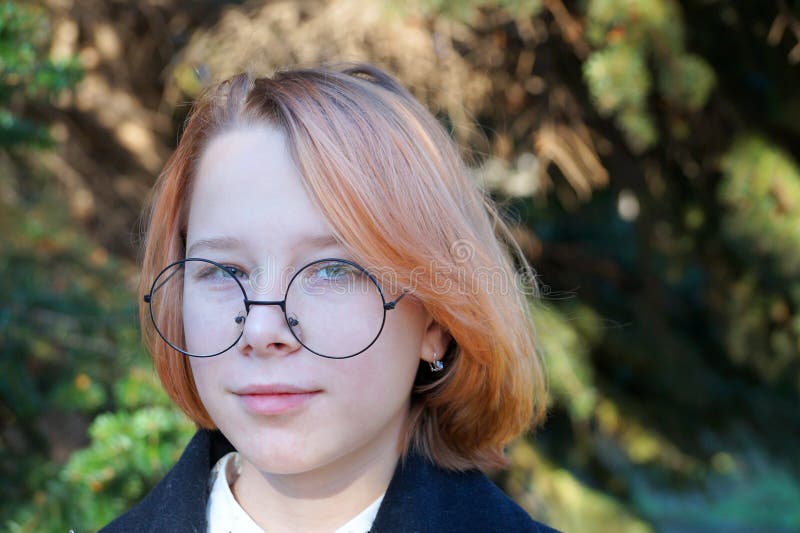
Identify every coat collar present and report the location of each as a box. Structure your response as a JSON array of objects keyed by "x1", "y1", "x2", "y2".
[{"x1": 101, "y1": 429, "x2": 557, "y2": 532}]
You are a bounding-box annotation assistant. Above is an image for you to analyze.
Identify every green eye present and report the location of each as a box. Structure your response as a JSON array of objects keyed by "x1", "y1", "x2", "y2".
[
  {"x1": 194, "y1": 264, "x2": 245, "y2": 281},
  {"x1": 224, "y1": 266, "x2": 244, "y2": 278},
  {"x1": 316, "y1": 263, "x2": 358, "y2": 281}
]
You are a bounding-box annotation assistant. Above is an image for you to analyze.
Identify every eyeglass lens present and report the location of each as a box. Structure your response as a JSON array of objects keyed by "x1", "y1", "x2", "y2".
[{"x1": 147, "y1": 258, "x2": 387, "y2": 358}]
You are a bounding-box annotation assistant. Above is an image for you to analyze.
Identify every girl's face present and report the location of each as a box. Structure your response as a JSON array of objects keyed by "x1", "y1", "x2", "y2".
[{"x1": 185, "y1": 124, "x2": 445, "y2": 476}]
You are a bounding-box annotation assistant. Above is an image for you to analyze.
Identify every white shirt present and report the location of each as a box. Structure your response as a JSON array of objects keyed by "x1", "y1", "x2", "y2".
[{"x1": 206, "y1": 452, "x2": 385, "y2": 533}]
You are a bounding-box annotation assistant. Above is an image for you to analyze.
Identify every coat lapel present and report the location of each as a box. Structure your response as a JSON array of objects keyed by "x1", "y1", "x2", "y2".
[{"x1": 369, "y1": 446, "x2": 554, "y2": 532}]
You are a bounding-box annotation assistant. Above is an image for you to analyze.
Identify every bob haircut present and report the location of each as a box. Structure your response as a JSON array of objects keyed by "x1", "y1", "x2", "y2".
[{"x1": 139, "y1": 63, "x2": 547, "y2": 472}]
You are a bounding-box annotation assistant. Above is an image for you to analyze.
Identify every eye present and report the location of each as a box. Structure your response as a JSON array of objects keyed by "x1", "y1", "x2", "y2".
[
  {"x1": 222, "y1": 265, "x2": 246, "y2": 279},
  {"x1": 310, "y1": 261, "x2": 359, "y2": 281},
  {"x1": 193, "y1": 263, "x2": 247, "y2": 282}
]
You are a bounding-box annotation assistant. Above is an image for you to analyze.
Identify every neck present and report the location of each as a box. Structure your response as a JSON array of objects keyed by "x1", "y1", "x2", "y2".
[{"x1": 231, "y1": 412, "x2": 406, "y2": 533}]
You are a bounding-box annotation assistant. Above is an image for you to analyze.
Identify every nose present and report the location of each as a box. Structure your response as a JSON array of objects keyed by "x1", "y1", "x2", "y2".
[{"x1": 237, "y1": 301, "x2": 302, "y2": 357}]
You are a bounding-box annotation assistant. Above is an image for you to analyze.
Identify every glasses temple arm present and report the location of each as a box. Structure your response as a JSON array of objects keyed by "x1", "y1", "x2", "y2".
[
  {"x1": 143, "y1": 265, "x2": 184, "y2": 302},
  {"x1": 384, "y1": 288, "x2": 411, "y2": 310}
]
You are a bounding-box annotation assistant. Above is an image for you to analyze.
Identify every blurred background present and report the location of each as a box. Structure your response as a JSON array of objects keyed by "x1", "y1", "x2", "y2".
[{"x1": 2, "y1": 0, "x2": 800, "y2": 531}]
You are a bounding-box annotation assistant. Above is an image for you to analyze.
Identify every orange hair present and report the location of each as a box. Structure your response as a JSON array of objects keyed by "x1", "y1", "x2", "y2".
[{"x1": 139, "y1": 63, "x2": 547, "y2": 471}]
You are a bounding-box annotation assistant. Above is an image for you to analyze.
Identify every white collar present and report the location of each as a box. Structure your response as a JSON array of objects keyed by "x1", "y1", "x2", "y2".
[{"x1": 206, "y1": 451, "x2": 385, "y2": 533}]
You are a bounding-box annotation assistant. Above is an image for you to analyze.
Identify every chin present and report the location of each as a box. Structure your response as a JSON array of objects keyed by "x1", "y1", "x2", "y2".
[{"x1": 231, "y1": 430, "x2": 336, "y2": 475}]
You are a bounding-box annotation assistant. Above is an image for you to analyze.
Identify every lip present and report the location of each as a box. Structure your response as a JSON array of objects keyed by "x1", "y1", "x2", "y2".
[{"x1": 233, "y1": 383, "x2": 322, "y2": 415}]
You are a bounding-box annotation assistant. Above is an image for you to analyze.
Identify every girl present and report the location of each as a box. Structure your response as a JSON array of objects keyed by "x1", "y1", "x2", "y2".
[{"x1": 101, "y1": 63, "x2": 557, "y2": 532}]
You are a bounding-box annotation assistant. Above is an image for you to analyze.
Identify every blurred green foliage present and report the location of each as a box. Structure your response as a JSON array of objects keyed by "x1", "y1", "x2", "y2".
[
  {"x1": 416, "y1": 0, "x2": 542, "y2": 20},
  {"x1": 6, "y1": 369, "x2": 193, "y2": 532},
  {"x1": 0, "y1": 2, "x2": 194, "y2": 531},
  {"x1": 0, "y1": 1, "x2": 82, "y2": 148},
  {"x1": 0, "y1": 188, "x2": 196, "y2": 531},
  {"x1": 583, "y1": 0, "x2": 715, "y2": 152},
  {"x1": 533, "y1": 301, "x2": 599, "y2": 423},
  {"x1": 719, "y1": 135, "x2": 800, "y2": 278},
  {"x1": 717, "y1": 135, "x2": 800, "y2": 389}
]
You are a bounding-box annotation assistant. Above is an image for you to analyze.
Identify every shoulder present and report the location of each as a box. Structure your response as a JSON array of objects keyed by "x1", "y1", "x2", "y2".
[
  {"x1": 99, "y1": 429, "x2": 233, "y2": 533},
  {"x1": 370, "y1": 450, "x2": 560, "y2": 533}
]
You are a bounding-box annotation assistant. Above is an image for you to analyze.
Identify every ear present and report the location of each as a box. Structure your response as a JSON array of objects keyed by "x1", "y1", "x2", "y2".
[{"x1": 419, "y1": 311, "x2": 453, "y2": 364}]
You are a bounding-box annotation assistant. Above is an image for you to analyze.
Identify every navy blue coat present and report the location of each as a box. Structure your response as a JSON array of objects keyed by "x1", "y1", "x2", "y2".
[{"x1": 100, "y1": 429, "x2": 559, "y2": 532}]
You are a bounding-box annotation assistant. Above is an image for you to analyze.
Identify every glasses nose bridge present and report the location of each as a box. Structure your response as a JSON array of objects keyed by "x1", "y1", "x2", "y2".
[{"x1": 243, "y1": 298, "x2": 287, "y2": 314}]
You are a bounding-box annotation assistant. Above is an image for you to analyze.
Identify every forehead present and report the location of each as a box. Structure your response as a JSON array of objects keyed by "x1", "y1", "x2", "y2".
[{"x1": 186, "y1": 125, "x2": 342, "y2": 259}]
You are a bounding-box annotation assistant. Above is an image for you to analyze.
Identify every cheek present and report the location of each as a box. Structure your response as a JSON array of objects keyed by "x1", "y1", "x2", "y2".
[
  {"x1": 183, "y1": 300, "x2": 243, "y2": 356},
  {"x1": 330, "y1": 312, "x2": 425, "y2": 410},
  {"x1": 318, "y1": 355, "x2": 416, "y2": 445},
  {"x1": 188, "y1": 357, "x2": 228, "y2": 408}
]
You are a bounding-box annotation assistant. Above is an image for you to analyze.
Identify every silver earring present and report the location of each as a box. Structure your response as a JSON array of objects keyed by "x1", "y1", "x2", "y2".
[{"x1": 429, "y1": 350, "x2": 444, "y2": 372}]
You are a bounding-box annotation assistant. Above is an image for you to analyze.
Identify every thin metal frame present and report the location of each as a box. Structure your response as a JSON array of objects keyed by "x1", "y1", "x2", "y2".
[{"x1": 144, "y1": 257, "x2": 409, "y2": 359}]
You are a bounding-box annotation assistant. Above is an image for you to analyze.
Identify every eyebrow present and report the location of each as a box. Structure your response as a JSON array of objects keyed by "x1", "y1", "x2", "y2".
[
  {"x1": 293, "y1": 233, "x2": 346, "y2": 253},
  {"x1": 186, "y1": 236, "x2": 243, "y2": 257},
  {"x1": 186, "y1": 233, "x2": 345, "y2": 257}
]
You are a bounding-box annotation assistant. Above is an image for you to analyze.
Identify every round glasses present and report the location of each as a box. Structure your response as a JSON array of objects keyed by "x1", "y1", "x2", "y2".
[{"x1": 143, "y1": 257, "x2": 408, "y2": 359}]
